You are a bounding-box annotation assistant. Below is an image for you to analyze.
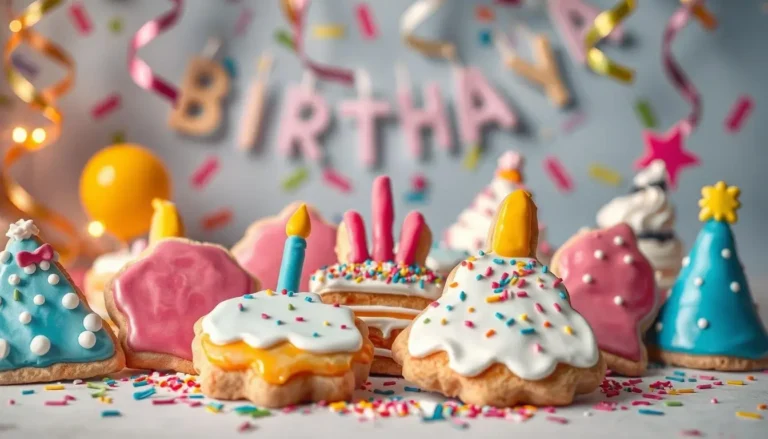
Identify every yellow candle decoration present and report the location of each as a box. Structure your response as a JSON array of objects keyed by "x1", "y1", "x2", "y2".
[
  {"x1": 148, "y1": 198, "x2": 185, "y2": 245},
  {"x1": 490, "y1": 190, "x2": 539, "y2": 258}
]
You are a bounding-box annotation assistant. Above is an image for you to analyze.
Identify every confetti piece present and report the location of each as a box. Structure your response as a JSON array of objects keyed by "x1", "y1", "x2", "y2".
[
  {"x1": 201, "y1": 208, "x2": 233, "y2": 231},
  {"x1": 44, "y1": 400, "x2": 67, "y2": 406},
  {"x1": 190, "y1": 156, "x2": 220, "y2": 190},
  {"x1": 543, "y1": 156, "x2": 573, "y2": 193},
  {"x1": 355, "y1": 3, "x2": 378, "y2": 40},
  {"x1": 463, "y1": 145, "x2": 481, "y2": 170},
  {"x1": 234, "y1": 7, "x2": 253, "y2": 37},
  {"x1": 108, "y1": 17, "x2": 123, "y2": 34},
  {"x1": 724, "y1": 95, "x2": 754, "y2": 133},
  {"x1": 68, "y1": 2, "x2": 92, "y2": 35},
  {"x1": 133, "y1": 388, "x2": 156, "y2": 400},
  {"x1": 405, "y1": 191, "x2": 427, "y2": 204},
  {"x1": 238, "y1": 421, "x2": 254, "y2": 432},
  {"x1": 638, "y1": 409, "x2": 664, "y2": 416},
  {"x1": 475, "y1": 5, "x2": 495, "y2": 22},
  {"x1": 589, "y1": 163, "x2": 623, "y2": 186},
  {"x1": 404, "y1": 386, "x2": 422, "y2": 392},
  {"x1": 664, "y1": 401, "x2": 683, "y2": 407},
  {"x1": 635, "y1": 99, "x2": 657, "y2": 128},
  {"x1": 478, "y1": 29, "x2": 493, "y2": 46},
  {"x1": 680, "y1": 429, "x2": 703, "y2": 437},
  {"x1": 44, "y1": 385, "x2": 65, "y2": 391},
  {"x1": 736, "y1": 411, "x2": 763, "y2": 420},
  {"x1": 281, "y1": 167, "x2": 309, "y2": 191},
  {"x1": 101, "y1": 410, "x2": 121, "y2": 417},
  {"x1": 561, "y1": 111, "x2": 586, "y2": 133},
  {"x1": 373, "y1": 389, "x2": 395, "y2": 396},
  {"x1": 22, "y1": 390, "x2": 34, "y2": 395},
  {"x1": 11, "y1": 54, "x2": 38, "y2": 78},
  {"x1": 322, "y1": 168, "x2": 352, "y2": 193},
  {"x1": 152, "y1": 398, "x2": 176, "y2": 405},
  {"x1": 312, "y1": 24, "x2": 346, "y2": 39},
  {"x1": 222, "y1": 57, "x2": 237, "y2": 78},
  {"x1": 726, "y1": 380, "x2": 744, "y2": 386},
  {"x1": 275, "y1": 29, "x2": 296, "y2": 51},
  {"x1": 91, "y1": 93, "x2": 121, "y2": 120}
]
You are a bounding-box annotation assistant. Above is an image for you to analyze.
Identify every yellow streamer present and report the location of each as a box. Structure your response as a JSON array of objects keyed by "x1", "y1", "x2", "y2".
[
  {"x1": 584, "y1": 0, "x2": 637, "y2": 83},
  {"x1": 683, "y1": 0, "x2": 717, "y2": 30},
  {"x1": 3, "y1": 0, "x2": 81, "y2": 264}
]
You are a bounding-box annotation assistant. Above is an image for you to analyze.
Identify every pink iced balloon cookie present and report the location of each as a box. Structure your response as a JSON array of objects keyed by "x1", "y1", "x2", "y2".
[
  {"x1": 552, "y1": 223, "x2": 660, "y2": 376},
  {"x1": 232, "y1": 202, "x2": 338, "y2": 292},
  {"x1": 106, "y1": 238, "x2": 259, "y2": 374}
]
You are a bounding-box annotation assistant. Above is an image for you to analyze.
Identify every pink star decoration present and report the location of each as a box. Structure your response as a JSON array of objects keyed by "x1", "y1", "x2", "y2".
[{"x1": 634, "y1": 125, "x2": 700, "y2": 189}]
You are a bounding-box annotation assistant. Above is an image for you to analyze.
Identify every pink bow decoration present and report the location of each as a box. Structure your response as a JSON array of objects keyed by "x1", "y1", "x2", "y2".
[{"x1": 16, "y1": 243, "x2": 54, "y2": 268}]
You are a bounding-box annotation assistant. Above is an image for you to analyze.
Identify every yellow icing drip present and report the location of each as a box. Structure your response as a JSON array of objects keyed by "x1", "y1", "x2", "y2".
[{"x1": 200, "y1": 334, "x2": 374, "y2": 385}]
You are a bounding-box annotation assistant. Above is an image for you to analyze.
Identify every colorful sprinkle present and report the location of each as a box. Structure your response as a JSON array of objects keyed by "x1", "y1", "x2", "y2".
[
  {"x1": 485, "y1": 329, "x2": 496, "y2": 338},
  {"x1": 133, "y1": 388, "x2": 156, "y2": 400},
  {"x1": 101, "y1": 410, "x2": 121, "y2": 417},
  {"x1": 520, "y1": 328, "x2": 535, "y2": 335},
  {"x1": 44, "y1": 385, "x2": 65, "y2": 391},
  {"x1": 464, "y1": 320, "x2": 474, "y2": 328},
  {"x1": 736, "y1": 411, "x2": 763, "y2": 420},
  {"x1": 638, "y1": 409, "x2": 664, "y2": 416}
]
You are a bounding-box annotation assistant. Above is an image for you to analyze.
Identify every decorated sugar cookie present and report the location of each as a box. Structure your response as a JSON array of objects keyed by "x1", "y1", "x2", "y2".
[
  {"x1": 648, "y1": 182, "x2": 768, "y2": 370},
  {"x1": 310, "y1": 176, "x2": 442, "y2": 376},
  {"x1": 551, "y1": 224, "x2": 660, "y2": 376},
  {"x1": 0, "y1": 220, "x2": 124, "y2": 384},
  {"x1": 233, "y1": 202, "x2": 338, "y2": 292},
  {"x1": 193, "y1": 205, "x2": 373, "y2": 407},
  {"x1": 106, "y1": 203, "x2": 258, "y2": 374},
  {"x1": 392, "y1": 191, "x2": 605, "y2": 407}
]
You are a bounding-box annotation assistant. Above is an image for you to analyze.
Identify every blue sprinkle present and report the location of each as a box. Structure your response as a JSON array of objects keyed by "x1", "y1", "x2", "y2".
[
  {"x1": 423, "y1": 404, "x2": 445, "y2": 422},
  {"x1": 509, "y1": 260, "x2": 516, "y2": 265},
  {"x1": 132, "y1": 381, "x2": 149, "y2": 388},
  {"x1": 493, "y1": 288, "x2": 504, "y2": 294},
  {"x1": 101, "y1": 410, "x2": 122, "y2": 418},
  {"x1": 234, "y1": 405, "x2": 258, "y2": 414},
  {"x1": 133, "y1": 388, "x2": 156, "y2": 400},
  {"x1": 478, "y1": 250, "x2": 485, "y2": 256},
  {"x1": 222, "y1": 57, "x2": 237, "y2": 78},
  {"x1": 304, "y1": 296, "x2": 313, "y2": 302},
  {"x1": 673, "y1": 370, "x2": 686, "y2": 376},
  {"x1": 243, "y1": 294, "x2": 254, "y2": 299},
  {"x1": 329, "y1": 274, "x2": 336, "y2": 280},
  {"x1": 559, "y1": 291, "x2": 567, "y2": 300},
  {"x1": 188, "y1": 394, "x2": 204, "y2": 399},
  {"x1": 287, "y1": 291, "x2": 294, "y2": 297},
  {"x1": 506, "y1": 318, "x2": 516, "y2": 327},
  {"x1": 492, "y1": 258, "x2": 505, "y2": 265},
  {"x1": 404, "y1": 386, "x2": 422, "y2": 393},
  {"x1": 459, "y1": 291, "x2": 467, "y2": 301},
  {"x1": 446, "y1": 305, "x2": 454, "y2": 311},
  {"x1": 208, "y1": 402, "x2": 224, "y2": 411},
  {"x1": 276, "y1": 320, "x2": 284, "y2": 325},
  {"x1": 21, "y1": 389, "x2": 34, "y2": 395},
  {"x1": 688, "y1": 378, "x2": 697, "y2": 382},
  {"x1": 665, "y1": 376, "x2": 685, "y2": 382},
  {"x1": 373, "y1": 389, "x2": 395, "y2": 396},
  {"x1": 542, "y1": 266, "x2": 549, "y2": 273},
  {"x1": 520, "y1": 327, "x2": 535, "y2": 335},
  {"x1": 312, "y1": 332, "x2": 320, "y2": 337},
  {"x1": 420, "y1": 279, "x2": 425, "y2": 289},
  {"x1": 475, "y1": 274, "x2": 483, "y2": 280},
  {"x1": 494, "y1": 312, "x2": 505, "y2": 320},
  {"x1": 638, "y1": 409, "x2": 665, "y2": 416}
]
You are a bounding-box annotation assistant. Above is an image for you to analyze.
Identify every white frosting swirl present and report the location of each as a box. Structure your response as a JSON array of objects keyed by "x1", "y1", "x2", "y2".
[{"x1": 596, "y1": 186, "x2": 675, "y2": 233}]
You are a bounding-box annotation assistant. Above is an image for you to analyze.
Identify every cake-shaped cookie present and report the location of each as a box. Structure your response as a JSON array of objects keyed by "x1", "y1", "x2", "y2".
[
  {"x1": 193, "y1": 205, "x2": 373, "y2": 407},
  {"x1": 648, "y1": 182, "x2": 768, "y2": 370},
  {"x1": 106, "y1": 203, "x2": 258, "y2": 374},
  {"x1": 310, "y1": 176, "x2": 443, "y2": 375},
  {"x1": 1, "y1": 220, "x2": 124, "y2": 384},
  {"x1": 551, "y1": 224, "x2": 660, "y2": 376},
  {"x1": 233, "y1": 202, "x2": 338, "y2": 291},
  {"x1": 597, "y1": 160, "x2": 683, "y2": 291},
  {"x1": 392, "y1": 190, "x2": 605, "y2": 407}
]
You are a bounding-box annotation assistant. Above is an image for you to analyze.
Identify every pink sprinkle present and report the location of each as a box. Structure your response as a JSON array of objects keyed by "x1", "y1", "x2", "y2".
[
  {"x1": 516, "y1": 291, "x2": 528, "y2": 298},
  {"x1": 714, "y1": 381, "x2": 723, "y2": 386},
  {"x1": 553, "y1": 303, "x2": 562, "y2": 312},
  {"x1": 8, "y1": 399, "x2": 15, "y2": 405},
  {"x1": 632, "y1": 401, "x2": 651, "y2": 406},
  {"x1": 699, "y1": 375, "x2": 716, "y2": 380},
  {"x1": 464, "y1": 320, "x2": 475, "y2": 328},
  {"x1": 68, "y1": 1, "x2": 92, "y2": 35},
  {"x1": 696, "y1": 384, "x2": 712, "y2": 390},
  {"x1": 64, "y1": 395, "x2": 76, "y2": 401},
  {"x1": 543, "y1": 406, "x2": 556, "y2": 413},
  {"x1": 412, "y1": 174, "x2": 427, "y2": 191},
  {"x1": 533, "y1": 343, "x2": 543, "y2": 353},
  {"x1": 44, "y1": 400, "x2": 67, "y2": 406},
  {"x1": 355, "y1": 3, "x2": 378, "y2": 39},
  {"x1": 546, "y1": 416, "x2": 568, "y2": 424},
  {"x1": 322, "y1": 168, "x2": 352, "y2": 193},
  {"x1": 188, "y1": 401, "x2": 202, "y2": 407},
  {"x1": 430, "y1": 301, "x2": 440, "y2": 307},
  {"x1": 190, "y1": 156, "x2": 220, "y2": 190},
  {"x1": 295, "y1": 316, "x2": 305, "y2": 322},
  {"x1": 91, "y1": 93, "x2": 121, "y2": 119},
  {"x1": 543, "y1": 156, "x2": 574, "y2": 193},
  {"x1": 238, "y1": 303, "x2": 244, "y2": 311},
  {"x1": 341, "y1": 324, "x2": 348, "y2": 329},
  {"x1": 628, "y1": 379, "x2": 643, "y2": 385},
  {"x1": 238, "y1": 421, "x2": 253, "y2": 432},
  {"x1": 500, "y1": 272, "x2": 509, "y2": 281},
  {"x1": 517, "y1": 279, "x2": 527, "y2": 287},
  {"x1": 681, "y1": 430, "x2": 703, "y2": 437},
  {"x1": 485, "y1": 267, "x2": 493, "y2": 276},
  {"x1": 725, "y1": 95, "x2": 754, "y2": 133},
  {"x1": 261, "y1": 313, "x2": 270, "y2": 319},
  {"x1": 605, "y1": 390, "x2": 620, "y2": 398},
  {"x1": 382, "y1": 381, "x2": 396, "y2": 386},
  {"x1": 534, "y1": 303, "x2": 544, "y2": 313},
  {"x1": 593, "y1": 402, "x2": 616, "y2": 412},
  {"x1": 710, "y1": 398, "x2": 718, "y2": 404},
  {"x1": 152, "y1": 399, "x2": 176, "y2": 405},
  {"x1": 553, "y1": 278, "x2": 563, "y2": 287},
  {"x1": 333, "y1": 303, "x2": 340, "y2": 307},
  {"x1": 234, "y1": 7, "x2": 253, "y2": 37},
  {"x1": 643, "y1": 394, "x2": 663, "y2": 400}
]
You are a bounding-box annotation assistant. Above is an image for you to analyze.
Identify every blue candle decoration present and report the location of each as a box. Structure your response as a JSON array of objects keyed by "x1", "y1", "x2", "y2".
[{"x1": 276, "y1": 204, "x2": 311, "y2": 293}]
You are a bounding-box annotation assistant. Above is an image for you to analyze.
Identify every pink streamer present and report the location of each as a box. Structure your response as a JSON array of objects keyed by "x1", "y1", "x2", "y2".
[
  {"x1": 355, "y1": 3, "x2": 378, "y2": 40},
  {"x1": 725, "y1": 95, "x2": 753, "y2": 133},
  {"x1": 662, "y1": 1, "x2": 701, "y2": 137},
  {"x1": 543, "y1": 156, "x2": 573, "y2": 193},
  {"x1": 322, "y1": 168, "x2": 353, "y2": 193},
  {"x1": 91, "y1": 93, "x2": 121, "y2": 120},
  {"x1": 68, "y1": 1, "x2": 92, "y2": 35},
  {"x1": 128, "y1": 0, "x2": 183, "y2": 104},
  {"x1": 190, "y1": 156, "x2": 220, "y2": 189}
]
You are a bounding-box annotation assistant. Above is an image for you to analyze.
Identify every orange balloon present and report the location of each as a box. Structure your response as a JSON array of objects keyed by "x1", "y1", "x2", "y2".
[{"x1": 79, "y1": 144, "x2": 171, "y2": 241}]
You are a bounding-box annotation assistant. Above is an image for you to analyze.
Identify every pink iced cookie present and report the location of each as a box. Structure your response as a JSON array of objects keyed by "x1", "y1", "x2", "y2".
[
  {"x1": 232, "y1": 202, "x2": 337, "y2": 292},
  {"x1": 106, "y1": 238, "x2": 258, "y2": 374},
  {"x1": 552, "y1": 224, "x2": 660, "y2": 376}
]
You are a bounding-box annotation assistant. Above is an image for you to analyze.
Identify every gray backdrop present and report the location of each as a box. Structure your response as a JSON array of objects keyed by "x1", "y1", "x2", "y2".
[{"x1": 4, "y1": 0, "x2": 767, "y2": 275}]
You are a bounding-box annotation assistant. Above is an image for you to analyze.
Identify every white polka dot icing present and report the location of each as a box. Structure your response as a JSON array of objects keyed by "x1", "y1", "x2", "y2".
[
  {"x1": 8, "y1": 274, "x2": 20, "y2": 285},
  {"x1": 61, "y1": 293, "x2": 80, "y2": 309},
  {"x1": 202, "y1": 292, "x2": 363, "y2": 354},
  {"x1": 19, "y1": 311, "x2": 32, "y2": 324},
  {"x1": 23, "y1": 264, "x2": 36, "y2": 275},
  {"x1": 30, "y1": 335, "x2": 50, "y2": 355},
  {"x1": 48, "y1": 274, "x2": 59, "y2": 285},
  {"x1": 407, "y1": 255, "x2": 599, "y2": 380},
  {"x1": 78, "y1": 331, "x2": 96, "y2": 349},
  {"x1": 0, "y1": 339, "x2": 8, "y2": 359},
  {"x1": 697, "y1": 318, "x2": 709, "y2": 329},
  {"x1": 33, "y1": 294, "x2": 45, "y2": 305},
  {"x1": 0, "y1": 250, "x2": 10, "y2": 264},
  {"x1": 83, "y1": 313, "x2": 103, "y2": 332},
  {"x1": 730, "y1": 282, "x2": 741, "y2": 293},
  {"x1": 721, "y1": 249, "x2": 731, "y2": 259},
  {"x1": 39, "y1": 261, "x2": 50, "y2": 271}
]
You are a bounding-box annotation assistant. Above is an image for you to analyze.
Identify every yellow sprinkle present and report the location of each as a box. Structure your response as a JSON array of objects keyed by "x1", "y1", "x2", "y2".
[
  {"x1": 355, "y1": 277, "x2": 364, "y2": 284},
  {"x1": 667, "y1": 389, "x2": 678, "y2": 395},
  {"x1": 449, "y1": 282, "x2": 459, "y2": 288},
  {"x1": 265, "y1": 289, "x2": 274, "y2": 296},
  {"x1": 467, "y1": 256, "x2": 477, "y2": 262},
  {"x1": 520, "y1": 313, "x2": 529, "y2": 322},
  {"x1": 485, "y1": 295, "x2": 502, "y2": 303},
  {"x1": 44, "y1": 385, "x2": 65, "y2": 391},
  {"x1": 191, "y1": 387, "x2": 201, "y2": 394},
  {"x1": 206, "y1": 406, "x2": 220, "y2": 414},
  {"x1": 440, "y1": 318, "x2": 447, "y2": 325},
  {"x1": 677, "y1": 389, "x2": 695, "y2": 394},
  {"x1": 563, "y1": 326, "x2": 573, "y2": 335},
  {"x1": 99, "y1": 396, "x2": 113, "y2": 404},
  {"x1": 468, "y1": 307, "x2": 475, "y2": 313},
  {"x1": 736, "y1": 411, "x2": 763, "y2": 420},
  {"x1": 510, "y1": 277, "x2": 519, "y2": 285},
  {"x1": 485, "y1": 329, "x2": 496, "y2": 338},
  {"x1": 588, "y1": 163, "x2": 624, "y2": 186},
  {"x1": 727, "y1": 380, "x2": 745, "y2": 386},
  {"x1": 522, "y1": 405, "x2": 538, "y2": 412},
  {"x1": 323, "y1": 321, "x2": 330, "y2": 326},
  {"x1": 312, "y1": 24, "x2": 345, "y2": 39},
  {"x1": 330, "y1": 401, "x2": 348, "y2": 411}
]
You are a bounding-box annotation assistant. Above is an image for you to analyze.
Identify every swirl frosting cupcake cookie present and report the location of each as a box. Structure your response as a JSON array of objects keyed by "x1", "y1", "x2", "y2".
[
  {"x1": 596, "y1": 160, "x2": 683, "y2": 291},
  {"x1": 193, "y1": 205, "x2": 373, "y2": 407},
  {"x1": 392, "y1": 190, "x2": 605, "y2": 407},
  {"x1": 310, "y1": 176, "x2": 442, "y2": 375}
]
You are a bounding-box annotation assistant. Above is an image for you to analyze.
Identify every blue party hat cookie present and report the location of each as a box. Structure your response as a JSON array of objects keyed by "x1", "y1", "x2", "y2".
[
  {"x1": 648, "y1": 182, "x2": 768, "y2": 370},
  {"x1": 0, "y1": 220, "x2": 124, "y2": 384}
]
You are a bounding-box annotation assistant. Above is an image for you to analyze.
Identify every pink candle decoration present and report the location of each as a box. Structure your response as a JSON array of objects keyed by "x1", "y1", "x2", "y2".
[
  {"x1": 277, "y1": 83, "x2": 330, "y2": 161},
  {"x1": 454, "y1": 66, "x2": 517, "y2": 145},
  {"x1": 547, "y1": 0, "x2": 624, "y2": 64},
  {"x1": 371, "y1": 176, "x2": 395, "y2": 262},
  {"x1": 395, "y1": 211, "x2": 425, "y2": 265},
  {"x1": 338, "y1": 99, "x2": 392, "y2": 167},
  {"x1": 343, "y1": 211, "x2": 370, "y2": 263}
]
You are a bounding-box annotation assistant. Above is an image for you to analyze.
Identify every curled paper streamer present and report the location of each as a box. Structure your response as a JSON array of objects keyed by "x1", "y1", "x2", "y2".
[
  {"x1": 400, "y1": 0, "x2": 456, "y2": 60},
  {"x1": 662, "y1": 1, "x2": 701, "y2": 137},
  {"x1": 683, "y1": 0, "x2": 717, "y2": 30},
  {"x1": 2, "y1": 0, "x2": 83, "y2": 264},
  {"x1": 128, "y1": 0, "x2": 183, "y2": 104},
  {"x1": 281, "y1": 0, "x2": 355, "y2": 86},
  {"x1": 584, "y1": 0, "x2": 637, "y2": 83}
]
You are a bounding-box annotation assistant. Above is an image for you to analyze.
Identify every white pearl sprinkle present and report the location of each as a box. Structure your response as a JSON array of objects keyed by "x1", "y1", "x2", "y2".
[
  {"x1": 697, "y1": 318, "x2": 709, "y2": 329},
  {"x1": 682, "y1": 256, "x2": 690, "y2": 267},
  {"x1": 623, "y1": 255, "x2": 634, "y2": 264},
  {"x1": 655, "y1": 322, "x2": 663, "y2": 332},
  {"x1": 582, "y1": 274, "x2": 593, "y2": 284},
  {"x1": 33, "y1": 294, "x2": 45, "y2": 305},
  {"x1": 18, "y1": 311, "x2": 32, "y2": 324},
  {"x1": 721, "y1": 249, "x2": 731, "y2": 259},
  {"x1": 613, "y1": 236, "x2": 624, "y2": 246},
  {"x1": 8, "y1": 274, "x2": 20, "y2": 286},
  {"x1": 78, "y1": 331, "x2": 96, "y2": 349},
  {"x1": 23, "y1": 264, "x2": 36, "y2": 275},
  {"x1": 83, "y1": 313, "x2": 103, "y2": 332},
  {"x1": 30, "y1": 335, "x2": 51, "y2": 355},
  {"x1": 730, "y1": 282, "x2": 741, "y2": 293},
  {"x1": 694, "y1": 277, "x2": 704, "y2": 287},
  {"x1": 0, "y1": 339, "x2": 8, "y2": 359},
  {"x1": 614, "y1": 296, "x2": 625, "y2": 306},
  {"x1": 61, "y1": 293, "x2": 80, "y2": 310},
  {"x1": 47, "y1": 274, "x2": 59, "y2": 285},
  {"x1": 39, "y1": 261, "x2": 50, "y2": 271},
  {"x1": 0, "y1": 251, "x2": 10, "y2": 264},
  {"x1": 594, "y1": 250, "x2": 605, "y2": 260}
]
